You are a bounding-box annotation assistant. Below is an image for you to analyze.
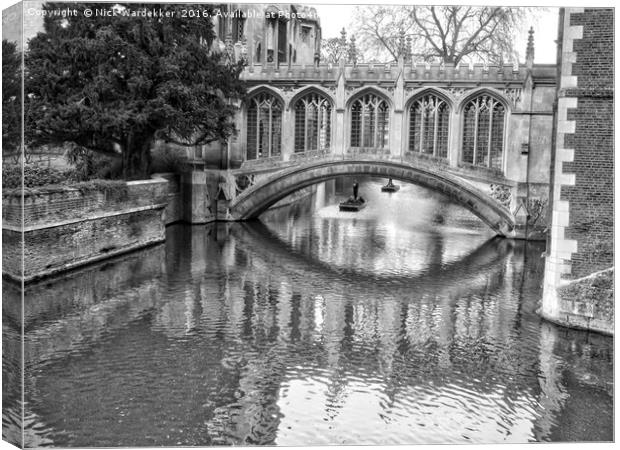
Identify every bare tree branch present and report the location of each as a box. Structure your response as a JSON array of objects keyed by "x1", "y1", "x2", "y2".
[{"x1": 347, "y1": 5, "x2": 532, "y2": 64}]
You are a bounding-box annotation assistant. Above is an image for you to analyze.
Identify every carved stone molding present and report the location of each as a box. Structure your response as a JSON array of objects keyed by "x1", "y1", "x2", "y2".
[
  {"x1": 490, "y1": 184, "x2": 512, "y2": 210},
  {"x1": 447, "y1": 87, "x2": 470, "y2": 98},
  {"x1": 503, "y1": 88, "x2": 522, "y2": 108}
]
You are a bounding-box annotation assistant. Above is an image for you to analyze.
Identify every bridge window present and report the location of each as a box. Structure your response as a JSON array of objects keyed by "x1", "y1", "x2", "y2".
[
  {"x1": 247, "y1": 92, "x2": 282, "y2": 160},
  {"x1": 350, "y1": 94, "x2": 390, "y2": 150},
  {"x1": 462, "y1": 95, "x2": 505, "y2": 170},
  {"x1": 408, "y1": 94, "x2": 450, "y2": 158},
  {"x1": 294, "y1": 93, "x2": 332, "y2": 153}
]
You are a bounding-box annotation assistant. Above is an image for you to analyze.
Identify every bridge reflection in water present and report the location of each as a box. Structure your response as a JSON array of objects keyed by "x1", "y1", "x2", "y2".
[{"x1": 2, "y1": 181, "x2": 613, "y2": 446}]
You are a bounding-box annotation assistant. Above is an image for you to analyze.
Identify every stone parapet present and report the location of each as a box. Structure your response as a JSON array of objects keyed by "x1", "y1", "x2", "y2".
[
  {"x1": 244, "y1": 62, "x2": 556, "y2": 85},
  {"x1": 2, "y1": 179, "x2": 168, "y2": 230},
  {"x1": 2, "y1": 178, "x2": 171, "y2": 282}
]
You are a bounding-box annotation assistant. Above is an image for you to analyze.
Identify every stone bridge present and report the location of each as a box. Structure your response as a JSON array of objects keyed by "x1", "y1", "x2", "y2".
[
  {"x1": 225, "y1": 153, "x2": 516, "y2": 236},
  {"x1": 179, "y1": 30, "x2": 554, "y2": 240}
]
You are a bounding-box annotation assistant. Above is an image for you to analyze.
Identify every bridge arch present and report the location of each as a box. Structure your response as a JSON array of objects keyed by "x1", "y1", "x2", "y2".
[{"x1": 229, "y1": 159, "x2": 515, "y2": 236}]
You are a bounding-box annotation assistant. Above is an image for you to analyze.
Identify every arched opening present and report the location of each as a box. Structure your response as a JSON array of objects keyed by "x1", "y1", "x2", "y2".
[
  {"x1": 229, "y1": 160, "x2": 515, "y2": 236},
  {"x1": 408, "y1": 93, "x2": 450, "y2": 159},
  {"x1": 294, "y1": 92, "x2": 333, "y2": 153},
  {"x1": 246, "y1": 91, "x2": 283, "y2": 160},
  {"x1": 350, "y1": 93, "x2": 390, "y2": 152},
  {"x1": 461, "y1": 94, "x2": 506, "y2": 170}
]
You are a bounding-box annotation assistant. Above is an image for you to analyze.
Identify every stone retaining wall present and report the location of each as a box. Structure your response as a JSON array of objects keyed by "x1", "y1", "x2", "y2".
[
  {"x1": 542, "y1": 268, "x2": 614, "y2": 335},
  {"x1": 2, "y1": 178, "x2": 171, "y2": 282},
  {"x1": 152, "y1": 173, "x2": 183, "y2": 225}
]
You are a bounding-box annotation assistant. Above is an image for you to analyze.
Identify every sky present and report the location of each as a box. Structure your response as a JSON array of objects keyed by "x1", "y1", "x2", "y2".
[
  {"x1": 0, "y1": 1, "x2": 601, "y2": 64},
  {"x1": 313, "y1": 4, "x2": 560, "y2": 64}
]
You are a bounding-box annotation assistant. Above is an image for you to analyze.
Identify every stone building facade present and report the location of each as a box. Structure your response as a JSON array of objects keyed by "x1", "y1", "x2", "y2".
[
  {"x1": 190, "y1": 27, "x2": 556, "y2": 242},
  {"x1": 540, "y1": 8, "x2": 614, "y2": 335},
  {"x1": 212, "y1": 3, "x2": 321, "y2": 66}
]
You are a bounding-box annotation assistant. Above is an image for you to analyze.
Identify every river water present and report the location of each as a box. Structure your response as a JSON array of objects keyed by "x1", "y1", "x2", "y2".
[{"x1": 2, "y1": 178, "x2": 614, "y2": 446}]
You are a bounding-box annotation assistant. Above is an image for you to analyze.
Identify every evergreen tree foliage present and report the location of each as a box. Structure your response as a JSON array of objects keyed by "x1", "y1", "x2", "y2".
[
  {"x1": 25, "y1": 3, "x2": 246, "y2": 179},
  {"x1": 2, "y1": 39, "x2": 22, "y2": 160}
]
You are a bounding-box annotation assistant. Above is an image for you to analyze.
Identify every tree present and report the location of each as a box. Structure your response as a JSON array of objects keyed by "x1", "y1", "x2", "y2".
[
  {"x1": 2, "y1": 39, "x2": 22, "y2": 161},
  {"x1": 321, "y1": 32, "x2": 361, "y2": 65},
  {"x1": 321, "y1": 37, "x2": 348, "y2": 65},
  {"x1": 349, "y1": 6, "x2": 529, "y2": 65},
  {"x1": 25, "y1": 2, "x2": 246, "y2": 180}
]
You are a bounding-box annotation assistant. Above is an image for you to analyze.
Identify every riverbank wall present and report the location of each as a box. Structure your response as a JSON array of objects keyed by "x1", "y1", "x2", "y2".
[
  {"x1": 540, "y1": 8, "x2": 614, "y2": 335},
  {"x1": 540, "y1": 268, "x2": 613, "y2": 335},
  {"x1": 2, "y1": 175, "x2": 181, "y2": 282}
]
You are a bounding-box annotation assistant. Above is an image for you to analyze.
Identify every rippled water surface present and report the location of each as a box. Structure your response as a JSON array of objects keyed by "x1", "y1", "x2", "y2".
[{"x1": 3, "y1": 179, "x2": 614, "y2": 446}]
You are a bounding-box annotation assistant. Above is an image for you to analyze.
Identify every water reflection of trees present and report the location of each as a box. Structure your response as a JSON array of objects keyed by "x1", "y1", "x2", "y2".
[{"x1": 13, "y1": 223, "x2": 613, "y2": 445}]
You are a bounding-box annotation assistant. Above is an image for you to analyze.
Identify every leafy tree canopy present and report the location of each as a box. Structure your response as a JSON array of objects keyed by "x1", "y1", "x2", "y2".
[
  {"x1": 349, "y1": 6, "x2": 532, "y2": 65},
  {"x1": 26, "y1": 2, "x2": 246, "y2": 179},
  {"x1": 3, "y1": 39, "x2": 22, "y2": 159}
]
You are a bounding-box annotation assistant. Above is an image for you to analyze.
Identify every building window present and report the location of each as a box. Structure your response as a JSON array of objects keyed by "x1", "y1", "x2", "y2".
[
  {"x1": 294, "y1": 93, "x2": 332, "y2": 153},
  {"x1": 278, "y1": 20, "x2": 287, "y2": 63},
  {"x1": 462, "y1": 95, "x2": 505, "y2": 170},
  {"x1": 408, "y1": 94, "x2": 450, "y2": 158},
  {"x1": 232, "y1": 15, "x2": 245, "y2": 43},
  {"x1": 246, "y1": 92, "x2": 282, "y2": 160},
  {"x1": 216, "y1": 7, "x2": 226, "y2": 41},
  {"x1": 350, "y1": 93, "x2": 390, "y2": 150},
  {"x1": 301, "y1": 25, "x2": 312, "y2": 43}
]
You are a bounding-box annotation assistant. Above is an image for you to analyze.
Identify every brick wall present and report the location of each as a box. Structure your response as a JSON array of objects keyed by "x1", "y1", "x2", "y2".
[
  {"x1": 561, "y1": 9, "x2": 614, "y2": 279},
  {"x1": 568, "y1": 9, "x2": 614, "y2": 90},
  {"x1": 2, "y1": 179, "x2": 171, "y2": 281},
  {"x1": 541, "y1": 8, "x2": 614, "y2": 335}
]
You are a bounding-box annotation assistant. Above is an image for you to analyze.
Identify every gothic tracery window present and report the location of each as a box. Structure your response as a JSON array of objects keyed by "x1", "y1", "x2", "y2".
[
  {"x1": 246, "y1": 92, "x2": 282, "y2": 160},
  {"x1": 231, "y1": 14, "x2": 245, "y2": 43},
  {"x1": 461, "y1": 95, "x2": 506, "y2": 170},
  {"x1": 294, "y1": 93, "x2": 332, "y2": 153},
  {"x1": 408, "y1": 94, "x2": 450, "y2": 158},
  {"x1": 350, "y1": 93, "x2": 390, "y2": 150}
]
